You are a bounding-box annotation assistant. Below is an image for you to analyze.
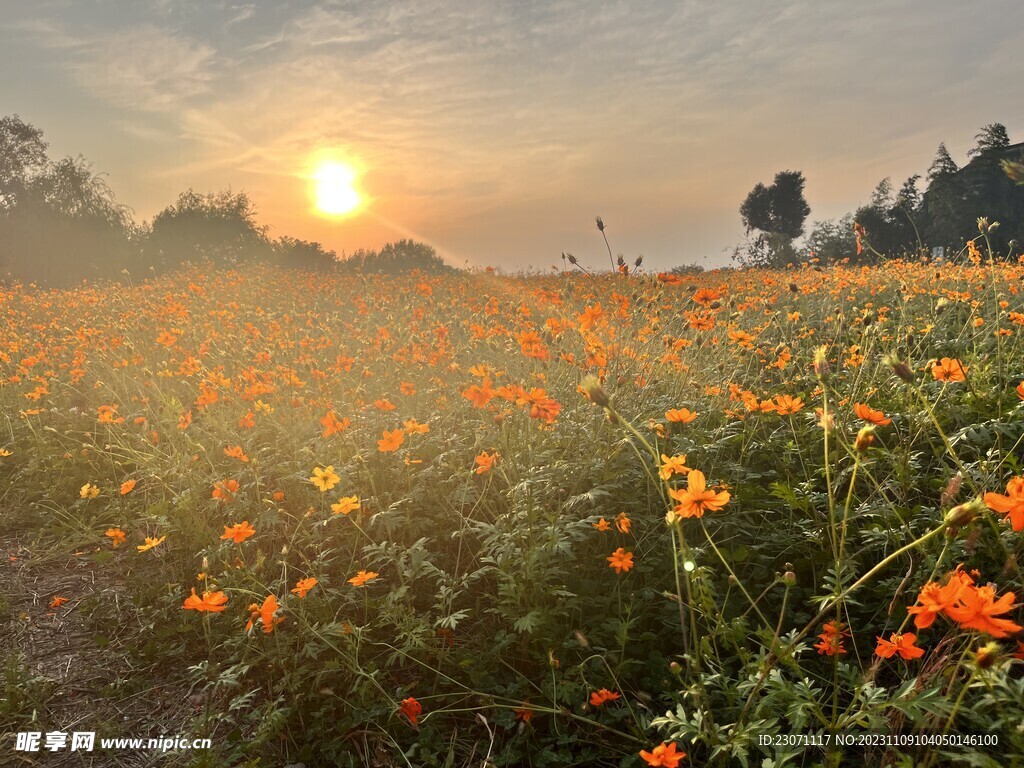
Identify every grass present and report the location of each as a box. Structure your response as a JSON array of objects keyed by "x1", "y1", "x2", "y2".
[{"x1": 1, "y1": 249, "x2": 1024, "y2": 767}]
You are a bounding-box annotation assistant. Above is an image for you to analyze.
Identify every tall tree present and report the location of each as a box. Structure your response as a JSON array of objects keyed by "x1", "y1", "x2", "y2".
[
  {"x1": 737, "y1": 170, "x2": 810, "y2": 266},
  {"x1": 0, "y1": 115, "x2": 49, "y2": 209},
  {"x1": 968, "y1": 123, "x2": 1010, "y2": 158},
  {"x1": 926, "y1": 143, "x2": 958, "y2": 182}
]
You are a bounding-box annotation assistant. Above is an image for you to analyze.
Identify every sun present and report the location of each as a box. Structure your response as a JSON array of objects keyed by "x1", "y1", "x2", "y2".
[{"x1": 312, "y1": 161, "x2": 362, "y2": 217}]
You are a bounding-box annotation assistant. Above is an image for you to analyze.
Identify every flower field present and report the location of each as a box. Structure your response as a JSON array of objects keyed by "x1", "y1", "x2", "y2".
[{"x1": 3, "y1": 253, "x2": 1024, "y2": 767}]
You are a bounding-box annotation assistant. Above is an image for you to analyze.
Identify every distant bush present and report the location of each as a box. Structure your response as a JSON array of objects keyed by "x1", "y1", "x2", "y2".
[
  {"x1": 341, "y1": 239, "x2": 454, "y2": 274},
  {"x1": 272, "y1": 236, "x2": 338, "y2": 271}
]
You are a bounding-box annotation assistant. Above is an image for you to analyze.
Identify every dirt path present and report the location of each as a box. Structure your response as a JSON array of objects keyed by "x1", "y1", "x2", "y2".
[{"x1": 1, "y1": 534, "x2": 199, "y2": 767}]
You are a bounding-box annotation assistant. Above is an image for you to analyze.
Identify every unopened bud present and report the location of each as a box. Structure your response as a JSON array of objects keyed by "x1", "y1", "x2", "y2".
[
  {"x1": 595, "y1": 216, "x2": 605, "y2": 232},
  {"x1": 782, "y1": 571, "x2": 797, "y2": 587},
  {"x1": 855, "y1": 425, "x2": 876, "y2": 452},
  {"x1": 945, "y1": 497, "x2": 984, "y2": 528},
  {"x1": 884, "y1": 354, "x2": 915, "y2": 383},
  {"x1": 580, "y1": 375, "x2": 610, "y2": 408},
  {"x1": 813, "y1": 346, "x2": 830, "y2": 379},
  {"x1": 975, "y1": 642, "x2": 1000, "y2": 669}
]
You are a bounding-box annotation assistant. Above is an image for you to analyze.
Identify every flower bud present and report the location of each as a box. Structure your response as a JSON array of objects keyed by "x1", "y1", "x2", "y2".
[
  {"x1": 945, "y1": 497, "x2": 985, "y2": 528},
  {"x1": 580, "y1": 375, "x2": 610, "y2": 408},
  {"x1": 855, "y1": 425, "x2": 876, "y2": 452},
  {"x1": 883, "y1": 354, "x2": 915, "y2": 383},
  {"x1": 975, "y1": 642, "x2": 1000, "y2": 670},
  {"x1": 782, "y1": 571, "x2": 797, "y2": 587},
  {"x1": 813, "y1": 346, "x2": 830, "y2": 379},
  {"x1": 595, "y1": 216, "x2": 605, "y2": 232}
]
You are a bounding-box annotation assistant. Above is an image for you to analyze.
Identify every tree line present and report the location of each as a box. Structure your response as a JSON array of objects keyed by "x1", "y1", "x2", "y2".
[
  {"x1": 0, "y1": 115, "x2": 448, "y2": 286},
  {"x1": 737, "y1": 122, "x2": 1024, "y2": 267}
]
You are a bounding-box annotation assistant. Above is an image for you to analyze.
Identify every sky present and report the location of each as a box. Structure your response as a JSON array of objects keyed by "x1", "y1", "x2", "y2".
[{"x1": 2, "y1": 0, "x2": 1024, "y2": 272}]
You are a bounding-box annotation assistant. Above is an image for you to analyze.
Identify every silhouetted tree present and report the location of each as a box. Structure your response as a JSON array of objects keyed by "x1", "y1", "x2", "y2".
[
  {"x1": 737, "y1": 170, "x2": 810, "y2": 267},
  {"x1": 1, "y1": 116, "x2": 136, "y2": 285},
  {"x1": 806, "y1": 215, "x2": 856, "y2": 264},
  {"x1": 968, "y1": 123, "x2": 1010, "y2": 159},
  {"x1": 273, "y1": 236, "x2": 338, "y2": 271},
  {"x1": 147, "y1": 189, "x2": 272, "y2": 269},
  {"x1": 0, "y1": 115, "x2": 48, "y2": 210},
  {"x1": 921, "y1": 124, "x2": 1024, "y2": 255},
  {"x1": 342, "y1": 239, "x2": 453, "y2": 274}
]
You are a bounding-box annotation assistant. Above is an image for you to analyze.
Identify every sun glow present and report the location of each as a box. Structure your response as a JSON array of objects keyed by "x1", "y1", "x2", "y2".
[{"x1": 312, "y1": 161, "x2": 362, "y2": 217}]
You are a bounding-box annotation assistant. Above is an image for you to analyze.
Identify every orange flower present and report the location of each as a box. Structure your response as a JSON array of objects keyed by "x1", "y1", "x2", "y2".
[
  {"x1": 97, "y1": 404, "x2": 125, "y2": 424},
  {"x1": 178, "y1": 410, "x2": 193, "y2": 430},
  {"x1": 212, "y1": 478, "x2": 240, "y2": 502},
  {"x1": 906, "y1": 568, "x2": 973, "y2": 629},
  {"x1": 668, "y1": 470, "x2": 730, "y2": 518},
  {"x1": 291, "y1": 577, "x2": 318, "y2": 598},
  {"x1": 593, "y1": 518, "x2": 611, "y2": 531},
  {"x1": 945, "y1": 584, "x2": 1022, "y2": 639},
  {"x1": 606, "y1": 547, "x2": 634, "y2": 574},
  {"x1": 403, "y1": 418, "x2": 430, "y2": 434},
  {"x1": 462, "y1": 383, "x2": 493, "y2": 408},
  {"x1": 474, "y1": 451, "x2": 498, "y2": 474},
  {"x1": 665, "y1": 408, "x2": 697, "y2": 424},
  {"x1": 399, "y1": 696, "x2": 422, "y2": 726},
  {"x1": 377, "y1": 429, "x2": 405, "y2": 452},
  {"x1": 983, "y1": 476, "x2": 1024, "y2": 531},
  {"x1": 137, "y1": 535, "x2": 166, "y2": 552},
  {"x1": 105, "y1": 527, "x2": 127, "y2": 548},
  {"x1": 589, "y1": 688, "x2": 621, "y2": 707},
  {"x1": 224, "y1": 445, "x2": 249, "y2": 462},
  {"x1": 853, "y1": 402, "x2": 891, "y2": 426},
  {"x1": 331, "y1": 495, "x2": 360, "y2": 515},
  {"x1": 245, "y1": 594, "x2": 283, "y2": 634},
  {"x1": 815, "y1": 620, "x2": 849, "y2": 656},
  {"x1": 659, "y1": 454, "x2": 689, "y2": 480},
  {"x1": 875, "y1": 632, "x2": 924, "y2": 660},
  {"x1": 320, "y1": 410, "x2": 350, "y2": 437},
  {"x1": 615, "y1": 512, "x2": 631, "y2": 534},
  {"x1": 374, "y1": 398, "x2": 396, "y2": 412},
  {"x1": 1016, "y1": 381, "x2": 1024, "y2": 401},
  {"x1": 513, "y1": 702, "x2": 534, "y2": 722},
  {"x1": 49, "y1": 596, "x2": 70, "y2": 609},
  {"x1": 238, "y1": 411, "x2": 255, "y2": 429},
  {"x1": 220, "y1": 521, "x2": 256, "y2": 544},
  {"x1": 639, "y1": 742, "x2": 686, "y2": 767},
  {"x1": 932, "y1": 357, "x2": 966, "y2": 382},
  {"x1": 119, "y1": 478, "x2": 137, "y2": 495},
  {"x1": 348, "y1": 570, "x2": 380, "y2": 587},
  {"x1": 770, "y1": 394, "x2": 805, "y2": 415},
  {"x1": 182, "y1": 588, "x2": 228, "y2": 613}
]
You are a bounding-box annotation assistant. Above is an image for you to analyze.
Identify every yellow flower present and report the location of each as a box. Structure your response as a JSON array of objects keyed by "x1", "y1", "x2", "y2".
[
  {"x1": 80, "y1": 482, "x2": 100, "y2": 499},
  {"x1": 137, "y1": 535, "x2": 166, "y2": 552},
  {"x1": 331, "y1": 495, "x2": 361, "y2": 515},
  {"x1": 310, "y1": 465, "x2": 340, "y2": 492}
]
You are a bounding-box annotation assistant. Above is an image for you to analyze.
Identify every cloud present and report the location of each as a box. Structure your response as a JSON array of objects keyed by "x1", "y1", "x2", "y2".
[{"x1": 13, "y1": 19, "x2": 217, "y2": 113}]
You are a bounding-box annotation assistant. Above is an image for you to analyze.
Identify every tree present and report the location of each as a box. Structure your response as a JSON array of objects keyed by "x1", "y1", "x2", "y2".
[
  {"x1": 273, "y1": 236, "x2": 338, "y2": 271},
  {"x1": 927, "y1": 143, "x2": 958, "y2": 182},
  {"x1": 341, "y1": 239, "x2": 453, "y2": 274},
  {"x1": 806, "y1": 215, "x2": 856, "y2": 264},
  {"x1": 737, "y1": 170, "x2": 810, "y2": 267},
  {"x1": 0, "y1": 115, "x2": 49, "y2": 210},
  {"x1": 1, "y1": 117, "x2": 137, "y2": 285},
  {"x1": 147, "y1": 189, "x2": 272, "y2": 269},
  {"x1": 968, "y1": 123, "x2": 1010, "y2": 159}
]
